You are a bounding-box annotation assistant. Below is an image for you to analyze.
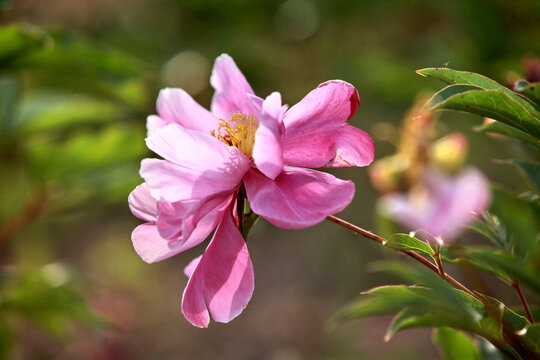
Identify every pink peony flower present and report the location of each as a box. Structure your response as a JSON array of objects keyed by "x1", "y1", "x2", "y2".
[
  {"x1": 380, "y1": 167, "x2": 491, "y2": 244},
  {"x1": 129, "y1": 54, "x2": 374, "y2": 327}
]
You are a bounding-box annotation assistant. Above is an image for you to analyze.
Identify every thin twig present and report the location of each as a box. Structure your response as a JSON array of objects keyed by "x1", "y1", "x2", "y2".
[
  {"x1": 512, "y1": 281, "x2": 534, "y2": 323},
  {"x1": 326, "y1": 215, "x2": 478, "y2": 300}
]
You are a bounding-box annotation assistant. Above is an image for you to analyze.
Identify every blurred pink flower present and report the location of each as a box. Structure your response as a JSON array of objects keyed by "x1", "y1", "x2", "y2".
[
  {"x1": 129, "y1": 54, "x2": 374, "y2": 327},
  {"x1": 380, "y1": 168, "x2": 490, "y2": 243}
]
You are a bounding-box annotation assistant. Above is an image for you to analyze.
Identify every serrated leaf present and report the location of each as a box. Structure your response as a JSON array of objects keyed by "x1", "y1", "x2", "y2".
[
  {"x1": 495, "y1": 159, "x2": 540, "y2": 192},
  {"x1": 433, "y1": 327, "x2": 480, "y2": 360},
  {"x1": 426, "y1": 85, "x2": 540, "y2": 139},
  {"x1": 418, "y1": 68, "x2": 517, "y2": 95},
  {"x1": 418, "y1": 67, "x2": 540, "y2": 113},
  {"x1": 384, "y1": 234, "x2": 434, "y2": 258},
  {"x1": 474, "y1": 121, "x2": 539, "y2": 148}
]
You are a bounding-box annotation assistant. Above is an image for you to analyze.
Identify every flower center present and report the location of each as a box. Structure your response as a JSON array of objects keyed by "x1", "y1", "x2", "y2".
[{"x1": 211, "y1": 112, "x2": 258, "y2": 158}]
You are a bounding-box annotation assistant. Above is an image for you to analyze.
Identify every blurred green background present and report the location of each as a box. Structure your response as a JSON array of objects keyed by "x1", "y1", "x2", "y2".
[{"x1": 0, "y1": 0, "x2": 539, "y2": 359}]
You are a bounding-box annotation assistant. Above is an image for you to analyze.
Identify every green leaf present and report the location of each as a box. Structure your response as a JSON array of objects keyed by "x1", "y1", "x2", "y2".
[
  {"x1": 478, "y1": 337, "x2": 506, "y2": 360},
  {"x1": 452, "y1": 247, "x2": 540, "y2": 294},
  {"x1": 441, "y1": 246, "x2": 512, "y2": 283},
  {"x1": 495, "y1": 159, "x2": 540, "y2": 192},
  {"x1": 515, "y1": 80, "x2": 540, "y2": 104},
  {"x1": 386, "y1": 308, "x2": 464, "y2": 341},
  {"x1": 524, "y1": 324, "x2": 540, "y2": 354},
  {"x1": 384, "y1": 234, "x2": 435, "y2": 258},
  {"x1": 433, "y1": 327, "x2": 480, "y2": 360},
  {"x1": 474, "y1": 121, "x2": 539, "y2": 148},
  {"x1": 0, "y1": 24, "x2": 50, "y2": 66},
  {"x1": 426, "y1": 85, "x2": 540, "y2": 139},
  {"x1": 418, "y1": 67, "x2": 540, "y2": 113},
  {"x1": 490, "y1": 187, "x2": 540, "y2": 259},
  {"x1": 417, "y1": 68, "x2": 518, "y2": 95}
]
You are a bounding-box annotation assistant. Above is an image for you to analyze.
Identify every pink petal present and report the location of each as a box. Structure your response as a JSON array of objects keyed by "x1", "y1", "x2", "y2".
[
  {"x1": 181, "y1": 207, "x2": 254, "y2": 327},
  {"x1": 253, "y1": 92, "x2": 287, "y2": 180},
  {"x1": 282, "y1": 80, "x2": 373, "y2": 168},
  {"x1": 156, "y1": 191, "x2": 233, "y2": 246},
  {"x1": 201, "y1": 208, "x2": 254, "y2": 323},
  {"x1": 244, "y1": 166, "x2": 355, "y2": 229},
  {"x1": 210, "y1": 54, "x2": 257, "y2": 119},
  {"x1": 324, "y1": 126, "x2": 375, "y2": 167},
  {"x1": 132, "y1": 223, "x2": 192, "y2": 264},
  {"x1": 128, "y1": 183, "x2": 157, "y2": 222},
  {"x1": 141, "y1": 124, "x2": 250, "y2": 202},
  {"x1": 156, "y1": 200, "x2": 192, "y2": 240},
  {"x1": 156, "y1": 88, "x2": 219, "y2": 134},
  {"x1": 181, "y1": 260, "x2": 210, "y2": 327},
  {"x1": 181, "y1": 192, "x2": 235, "y2": 242},
  {"x1": 184, "y1": 255, "x2": 202, "y2": 278},
  {"x1": 380, "y1": 168, "x2": 490, "y2": 242},
  {"x1": 146, "y1": 115, "x2": 168, "y2": 136}
]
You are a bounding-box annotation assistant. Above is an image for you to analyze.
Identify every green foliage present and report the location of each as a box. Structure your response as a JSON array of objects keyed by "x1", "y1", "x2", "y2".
[
  {"x1": 0, "y1": 24, "x2": 51, "y2": 67},
  {"x1": 490, "y1": 187, "x2": 540, "y2": 259},
  {"x1": 433, "y1": 327, "x2": 480, "y2": 360},
  {"x1": 524, "y1": 324, "x2": 540, "y2": 354},
  {"x1": 0, "y1": 265, "x2": 106, "y2": 343},
  {"x1": 418, "y1": 68, "x2": 540, "y2": 139},
  {"x1": 474, "y1": 121, "x2": 539, "y2": 149},
  {"x1": 383, "y1": 234, "x2": 435, "y2": 259}
]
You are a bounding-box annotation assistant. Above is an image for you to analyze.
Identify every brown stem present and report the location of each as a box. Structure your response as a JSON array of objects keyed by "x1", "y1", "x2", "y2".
[
  {"x1": 326, "y1": 215, "x2": 479, "y2": 300},
  {"x1": 0, "y1": 188, "x2": 47, "y2": 249},
  {"x1": 433, "y1": 250, "x2": 446, "y2": 278},
  {"x1": 512, "y1": 281, "x2": 534, "y2": 323}
]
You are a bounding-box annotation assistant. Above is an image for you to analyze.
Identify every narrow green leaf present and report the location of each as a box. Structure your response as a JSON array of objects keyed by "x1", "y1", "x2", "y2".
[
  {"x1": 384, "y1": 234, "x2": 434, "y2": 258},
  {"x1": 386, "y1": 309, "x2": 463, "y2": 341},
  {"x1": 426, "y1": 85, "x2": 540, "y2": 139},
  {"x1": 474, "y1": 121, "x2": 539, "y2": 148},
  {"x1": 433, "y1": 327, "x2": 480, "y2": 360}
]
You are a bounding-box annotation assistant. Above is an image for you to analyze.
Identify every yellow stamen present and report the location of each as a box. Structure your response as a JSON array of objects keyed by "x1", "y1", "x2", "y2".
[{"x1": 211, "y1": 112, "x2": 258, "y2": 158}]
